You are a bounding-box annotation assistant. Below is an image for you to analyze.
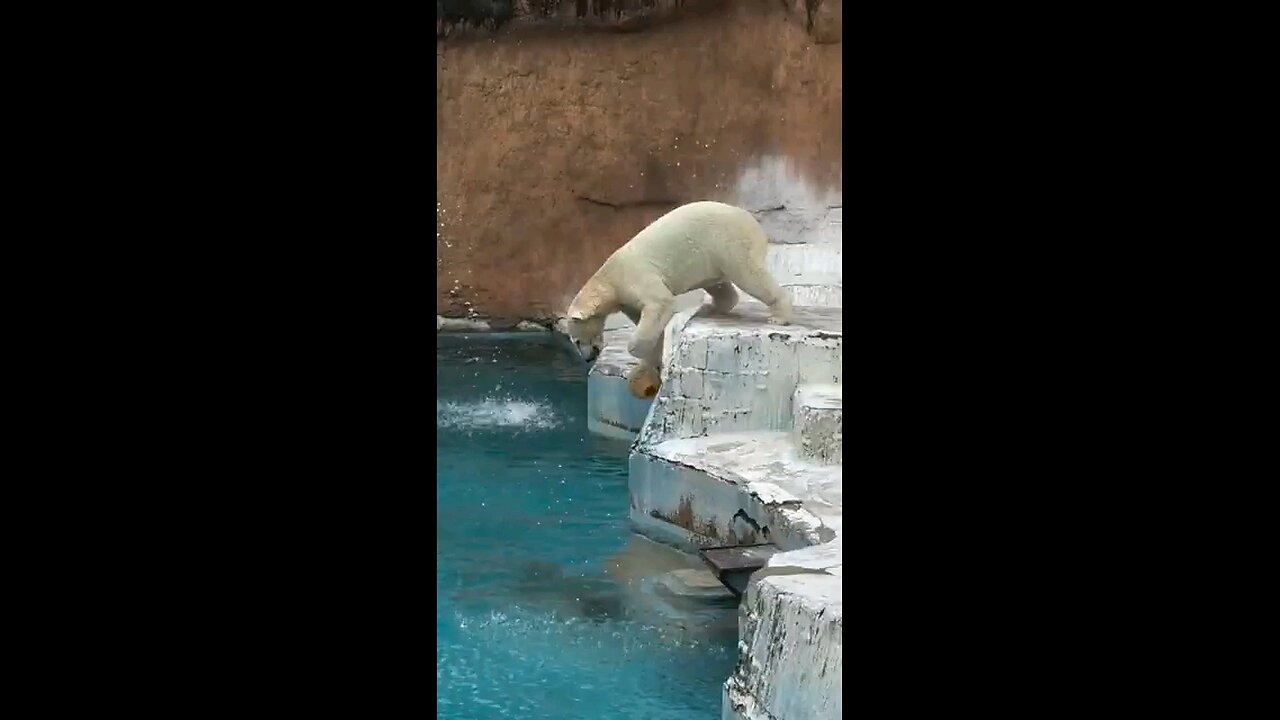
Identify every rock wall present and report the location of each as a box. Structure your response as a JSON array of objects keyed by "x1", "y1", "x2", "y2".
[
  {"x1": 436, "y1": 0, "x2": 842, "y2": 322},
  {"x1": 724, "y1": 568, "x2": 842, "y2": 720}
]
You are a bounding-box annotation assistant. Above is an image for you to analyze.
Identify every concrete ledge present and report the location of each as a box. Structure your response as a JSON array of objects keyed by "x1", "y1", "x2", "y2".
[
  {"x1": 794, "y1": 384, "x2": 842, "y2": 465},
  {"x1": 586, "y1": 327, "x2": 654, "y2": 439},
  {"x1": 782, "y1": 283, "x2": 842, "y2": 308},
  {"x1": 588, "y1": 371, "x2": 654, "y2": 440},
  {"x1": 630, "y1": 432, "x2": 840, "y2": 552},
  {"x1": 723, "y1": 573, "x2": 843, "y2": 720},
  {"x1": 638, "y1": 302, "x2": 842, "y2": 447},
  {"x1": 767, "y1": 242, "x2": 842, "y2": 285}
]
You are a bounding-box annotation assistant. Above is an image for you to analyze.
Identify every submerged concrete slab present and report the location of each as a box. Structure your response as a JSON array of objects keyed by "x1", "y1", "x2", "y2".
[
  {"x1": 603, "y1": 534, "x2": 739, "y2": 638},
  {"x1": 655, "y1": 568, "x2": 738, "y2": 606}
]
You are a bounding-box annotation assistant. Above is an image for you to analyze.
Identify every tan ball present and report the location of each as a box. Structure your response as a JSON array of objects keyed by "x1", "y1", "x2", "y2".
[{"x1": 627, "y1": 364, "x2": 661, "y2": 399}]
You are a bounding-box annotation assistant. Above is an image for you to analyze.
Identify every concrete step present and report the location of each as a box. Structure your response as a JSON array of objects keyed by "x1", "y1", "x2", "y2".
[
  {"x1": 781, "y1": 282, "x2": 842, "y2": 308},
  {"x1": 794, "y1": 384, "x2": 842, "y2": 465},
  {"x1": 725, "y1": 570, "x2": 842, "y2": 720},
  {"x1": 700, "y1": 543, "x2": 781, "y2": 596},
  {"x1": 767, "y1": 242, "x2": 842, "y2": 285},
  {"x1": 638, "y1": 302, "x2": 842, "y2": 445},
  {"x1": 587, "y1": 299, "x2": 841, "y2": 440},
  {"x1": 630, "y1": 431, "x2": 842, "y2": 552}
]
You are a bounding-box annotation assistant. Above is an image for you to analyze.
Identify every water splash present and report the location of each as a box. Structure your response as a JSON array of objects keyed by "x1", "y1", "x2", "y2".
[{"x1": 437, "y1": 397, "x2": 560, "y2": 431}]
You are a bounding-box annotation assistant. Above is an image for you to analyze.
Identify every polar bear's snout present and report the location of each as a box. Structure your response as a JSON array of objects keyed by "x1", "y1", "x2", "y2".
[
  {"x1": 575, "y1": 338, "x2": 602, "y2": 363},
  {"x1": 566, "y1": 315, "x2": 606, "y2": 364}
]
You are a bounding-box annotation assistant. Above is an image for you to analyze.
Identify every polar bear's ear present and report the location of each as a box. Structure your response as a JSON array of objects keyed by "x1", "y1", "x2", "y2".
[{"x1": 567, "y1": 309, "x2": 587, "y2": 321}]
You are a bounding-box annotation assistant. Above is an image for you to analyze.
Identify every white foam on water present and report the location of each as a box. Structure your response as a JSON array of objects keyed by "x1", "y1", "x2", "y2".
[{"x1": 437, "y1": 397, "x2": 560, "y2": 431}]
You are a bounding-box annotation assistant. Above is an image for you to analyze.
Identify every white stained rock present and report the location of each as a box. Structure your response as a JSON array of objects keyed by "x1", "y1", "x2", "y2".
[
  {"x1": 794, "y1": 384, "x2": 843, "y2": 466},
  {"x1": 639, "y1": 302, "x2": 842, "y2": 446},
  {"x1": 724, "y1": 573, "x2": 842, "y2": 720},
  {"x1": 630, "y1": 432, "x2": 841, "y2": 552}
]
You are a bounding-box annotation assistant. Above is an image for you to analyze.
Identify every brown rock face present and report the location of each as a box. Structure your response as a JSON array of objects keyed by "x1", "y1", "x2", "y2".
[
  {"x1": 436, "y1": 0, "x2": 842, "y2": 321},
  {"x1": 809, "y1": 0, "x2": 842, "y2": 44}
]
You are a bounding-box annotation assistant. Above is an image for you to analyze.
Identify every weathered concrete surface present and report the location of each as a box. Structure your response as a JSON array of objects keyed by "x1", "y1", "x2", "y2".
[
  {"x1": 767, "y1": 242, "x2": 842, "y2": 285},
  {"x1": 794, "y1": 384, "x2": 842, "y2": 465},
  {"x1": 769, "y1": 235, "x2": 842, "y2": 310},
  {"x1": 631, "y1": 432, "x2": 840, "y2": 551},
  {"x1": 723, "y1": 573, "x2": 842, "y2": 720},
  {"x1": 760, "y1": 537, "x2": 843, "y2": 577},
  {"x1": 782, "y1": 283, "x2": 842, "y2": 308},
  {"x1": 637, "y1": 302, "x2": 842, "y2": 446}
]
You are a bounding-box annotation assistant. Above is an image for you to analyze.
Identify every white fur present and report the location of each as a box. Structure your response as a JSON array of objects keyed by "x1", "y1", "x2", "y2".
[{"x1": 567, "y1": 201, "x2": 793, "y2": 383}]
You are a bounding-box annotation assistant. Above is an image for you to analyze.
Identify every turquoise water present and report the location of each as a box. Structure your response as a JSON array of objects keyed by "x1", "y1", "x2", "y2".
[{"x1": 436, "y1": 334, "x2": 736, "y2": 720}]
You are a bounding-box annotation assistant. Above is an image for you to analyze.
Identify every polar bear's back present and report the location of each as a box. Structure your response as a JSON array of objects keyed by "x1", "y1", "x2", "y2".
[{"x1": 612, "y1": 201, "x2": 767, "y2": 295}]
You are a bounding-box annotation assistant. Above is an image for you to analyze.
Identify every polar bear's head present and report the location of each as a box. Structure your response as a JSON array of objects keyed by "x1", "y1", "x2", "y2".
[{"x1": 566, "y1": 310, "x2": 605, "y2": 363}]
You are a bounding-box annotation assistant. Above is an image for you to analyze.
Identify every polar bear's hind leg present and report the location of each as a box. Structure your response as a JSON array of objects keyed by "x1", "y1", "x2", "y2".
[
  {"x1": 725, "y1": 261, "x2": 793, "y2": 325},
  {"x1": 704, "y1": 281, "x2": 739, "y2": 315}
]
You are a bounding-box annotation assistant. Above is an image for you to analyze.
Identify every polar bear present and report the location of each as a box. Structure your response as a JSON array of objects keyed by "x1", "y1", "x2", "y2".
[{"x1": 566, "y1": 201, "x2": 793, "y2": 397}]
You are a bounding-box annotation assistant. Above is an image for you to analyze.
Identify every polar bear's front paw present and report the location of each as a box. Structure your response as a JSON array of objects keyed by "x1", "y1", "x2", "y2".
[{"x1": 767, "y1": 313, "x2": 793, "y2": 326}]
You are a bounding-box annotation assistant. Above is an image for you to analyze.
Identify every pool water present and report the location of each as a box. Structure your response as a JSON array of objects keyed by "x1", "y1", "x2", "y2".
[{"x1": 436, "y1": 334, "x2": 737, "y2": 720}]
